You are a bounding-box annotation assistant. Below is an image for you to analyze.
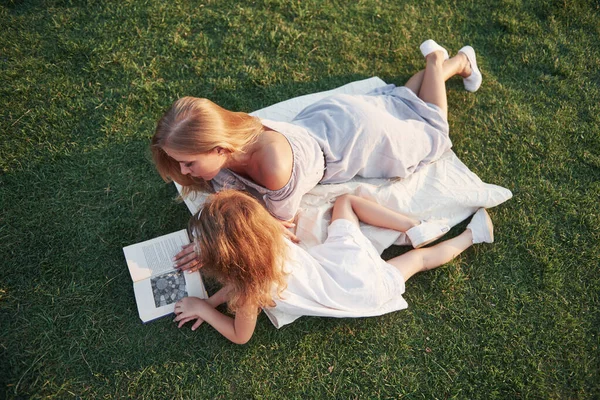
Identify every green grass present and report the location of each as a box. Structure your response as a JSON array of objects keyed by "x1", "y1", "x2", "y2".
[{"x1": 1, "y1": 0, "x2": 599, "y2": 398}]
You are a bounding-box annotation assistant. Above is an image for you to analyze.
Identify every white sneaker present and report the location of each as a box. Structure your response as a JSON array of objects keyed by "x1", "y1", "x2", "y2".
[
  {"x1": 467, "y1": 208, "x2": 494, "y2": 244},
  {"x1": 458, "y1": 45, "x2": 482, "y2": 92},
  {"x1": 406, "y1": 220, "x2": 450, "y2": 248},
  {"x1": 420, "y1": 39, "x2": 449, "y2": 60}
]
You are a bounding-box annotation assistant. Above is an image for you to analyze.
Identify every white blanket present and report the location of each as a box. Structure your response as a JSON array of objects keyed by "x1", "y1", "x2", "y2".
[{"x1": 176, "y1": 77, "x2": 512, "y2": 253}]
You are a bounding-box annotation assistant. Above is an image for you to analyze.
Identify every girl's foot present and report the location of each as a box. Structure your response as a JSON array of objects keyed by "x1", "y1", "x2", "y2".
[
  {"x1": 458, "y1": 46, "x2": 482, "y2": 92},
  {"x1": 406, "y1": 220, "x2": 450, "y2": 248},
  {"x1": 420, "y1": 39, "x2": 449, "y2": 60},
  {"x1": 466, "y1": 208, "x2": 494, "y2": 244}
]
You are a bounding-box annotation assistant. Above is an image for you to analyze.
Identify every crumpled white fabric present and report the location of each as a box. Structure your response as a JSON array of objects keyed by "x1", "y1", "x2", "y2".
[
  {"x1": 176, "y1": 77, "x2": 512, "y2": 254},
  {"x1": 264, "y1": 219, "x2": 408, "y2": 328}
]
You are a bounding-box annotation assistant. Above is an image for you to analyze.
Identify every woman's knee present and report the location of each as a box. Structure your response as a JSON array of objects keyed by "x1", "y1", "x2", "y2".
[{"x1": 425, "y1": 51, "x2": 446, "y2": 67}]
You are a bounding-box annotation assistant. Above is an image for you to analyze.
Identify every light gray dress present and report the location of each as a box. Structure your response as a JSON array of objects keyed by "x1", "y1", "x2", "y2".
[{"x1": 211, "y1": 84, "x2": 451, "y2": 221}]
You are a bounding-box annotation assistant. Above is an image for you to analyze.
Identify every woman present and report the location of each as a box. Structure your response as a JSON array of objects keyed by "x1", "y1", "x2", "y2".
[{"x1": 152, "y1": 40, "x2": 482, "y2": 270}]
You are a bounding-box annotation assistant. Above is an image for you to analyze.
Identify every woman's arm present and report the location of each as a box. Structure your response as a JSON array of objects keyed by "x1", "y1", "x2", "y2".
[
  {"x1": 174, "y1": 297, "x2": 258, "y2": 345},
  {"x1": 276, "y1": 217, "x2": 300, "y2": 243},
  {"x1": 173, "y1": 243, "x2": 202, "y2": 272}
]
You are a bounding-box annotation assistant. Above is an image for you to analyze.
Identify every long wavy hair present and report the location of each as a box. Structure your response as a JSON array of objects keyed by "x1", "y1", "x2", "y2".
[
  {"x1": 151, "y1": 97, "x2": 263, "y2": 194},
  {"x1": 188, "y1": 190, "x2": 288, "y2": 314}
]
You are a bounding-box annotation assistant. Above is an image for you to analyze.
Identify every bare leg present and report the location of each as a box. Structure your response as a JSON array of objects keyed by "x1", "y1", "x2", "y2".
[
  {"x1": 331, "y1": 194, "x2": 419, "y2": 232},
  {"x1": 331, "y1": 194, "x2": 475, "y2": 281},
  {"x1": 403, "y1": 52, "x2": 473, "y2": 118},
  {"x1": 405, "y1": 54, "x2": 471, "y2": 92},
  {"x1": 387, "y1": 229, "x2": 474, "y2": 281},
  {"x1": 418, "y1": 51, "x2": 450, "y2": 118},
  {"x1": 403, "y1": 70, "x2": 426, "y2": 94}
]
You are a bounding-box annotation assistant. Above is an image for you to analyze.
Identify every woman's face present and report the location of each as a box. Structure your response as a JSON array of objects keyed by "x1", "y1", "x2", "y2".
[{"x1": 163, "y1": 147, "x2": 227, "y2": 181}]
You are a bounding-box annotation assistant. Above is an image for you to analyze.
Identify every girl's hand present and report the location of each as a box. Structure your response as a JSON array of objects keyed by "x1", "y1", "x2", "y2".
[
  {"x1": 173, "y1": 243, "x2": 202, "y2": 272},
  {"x1": 174, "y1": 297, "x2": 210, "y2": 331},
  {"x1": 175, "y1": 315, "x2": 205, "y2": 330},
  {"x1": 278, "y1": 219, "x2": 300, "y2": 243}
]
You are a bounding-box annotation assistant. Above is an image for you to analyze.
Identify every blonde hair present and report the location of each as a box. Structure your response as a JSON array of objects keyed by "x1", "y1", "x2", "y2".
[
  {"x1": 151, "y1": 97, "x2": 263, "y2": 193},
  {"x1": 188, "y1": 190, "x2": 288, "y2": 314}
]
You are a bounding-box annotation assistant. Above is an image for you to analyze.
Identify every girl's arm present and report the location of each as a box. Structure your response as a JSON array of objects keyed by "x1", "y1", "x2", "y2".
[
  {"x1": 174, "y1": 285, "x2": 232, "y2": 328},
  {"x1": 206, "y1": 285, "x2": 233, "y2": 308},
  {"x1": 174, "y1": 297, "x2": 258, "y2": 345}
]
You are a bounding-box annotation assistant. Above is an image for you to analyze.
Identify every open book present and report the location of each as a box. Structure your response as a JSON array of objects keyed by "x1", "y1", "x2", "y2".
[{"x1": 123, "y1": 229, "x2": 208, "y2": 323}]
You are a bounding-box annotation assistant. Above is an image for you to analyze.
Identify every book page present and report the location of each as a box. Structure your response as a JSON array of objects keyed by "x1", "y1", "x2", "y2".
[
  {"x1": 123, "y1": 229, "x2": 189, "y2": 282},
  {"x1": 133, "y1": 269, "x2": 208, "y2": 323}
]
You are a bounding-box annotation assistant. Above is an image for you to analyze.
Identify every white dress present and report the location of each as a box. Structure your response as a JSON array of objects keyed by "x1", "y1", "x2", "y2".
[
  {"x1": 211, "y1": 84, "x2": 451, "y2": 221},
  {"x1": 263, "y1": 219, "x2": 408, "y2": 328}
]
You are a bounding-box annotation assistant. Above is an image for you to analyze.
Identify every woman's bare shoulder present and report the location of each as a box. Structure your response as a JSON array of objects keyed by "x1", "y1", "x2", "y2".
[{"x1": 253, "y1": 132, "x2": 293, "y2": 191}]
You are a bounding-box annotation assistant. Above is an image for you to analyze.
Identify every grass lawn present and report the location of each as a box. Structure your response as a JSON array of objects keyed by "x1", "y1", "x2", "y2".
[{"x1": 1, "y1": 0, "x2": 599, "y2": 398}]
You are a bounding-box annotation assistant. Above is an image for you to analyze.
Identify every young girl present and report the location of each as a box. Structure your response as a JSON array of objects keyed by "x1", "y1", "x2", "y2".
[
  {"x1": 173, "y1": 190, "x2": 494, "y2": 345},
  {"x1": 152, "y1": 40, "x2": 482, "y2": 223}
]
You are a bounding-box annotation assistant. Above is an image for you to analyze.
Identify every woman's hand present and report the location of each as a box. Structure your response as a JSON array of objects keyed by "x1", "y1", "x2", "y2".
[
  {"x1": 278, "y1": 219, "x2": 300, "y2": 243},
  {"x1": 173, "y1": 243, "x2": 202, "y2": 272}
]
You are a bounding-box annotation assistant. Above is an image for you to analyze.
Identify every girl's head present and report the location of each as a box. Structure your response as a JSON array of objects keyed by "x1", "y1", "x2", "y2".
[
  {"x1": 189, "y1": 190, "x2": 287, "y2": 313},
  {"x1": 151, "y1": 97, "x2": 263, "y2": 191}
]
